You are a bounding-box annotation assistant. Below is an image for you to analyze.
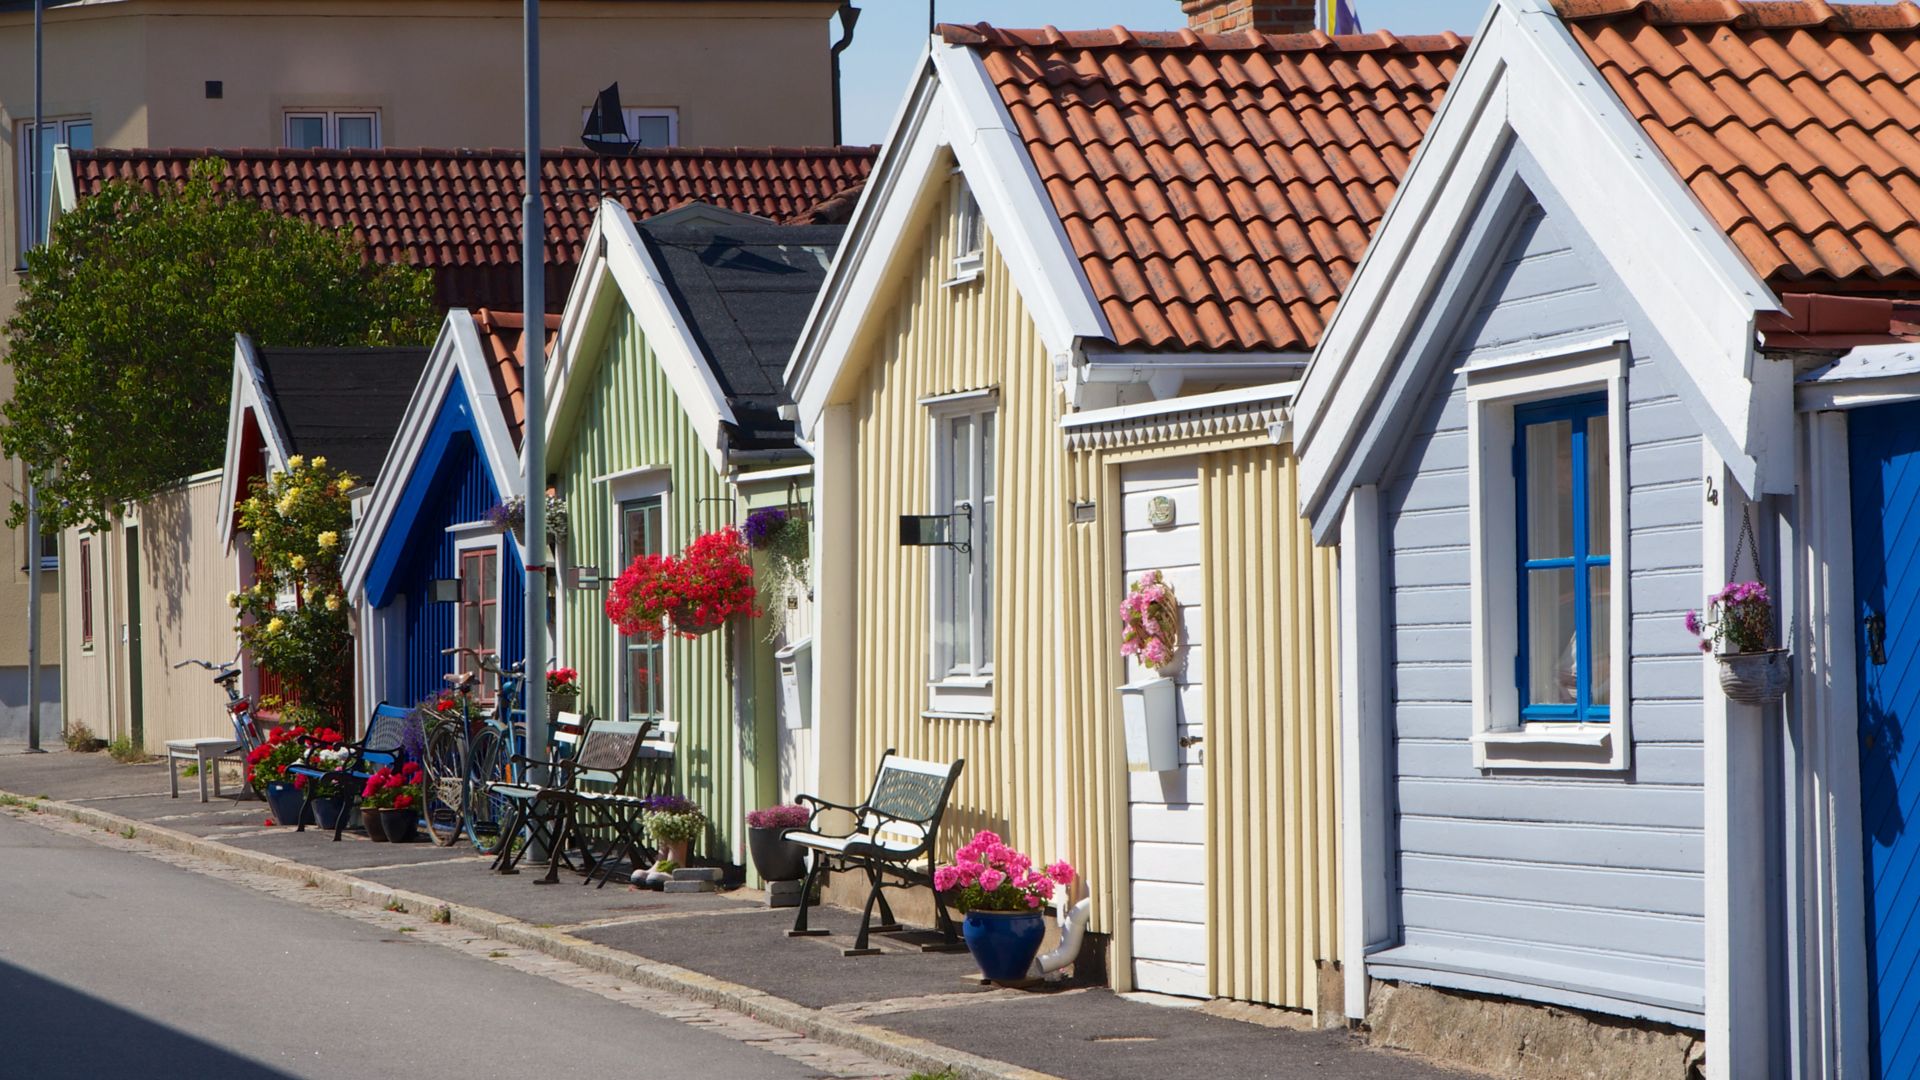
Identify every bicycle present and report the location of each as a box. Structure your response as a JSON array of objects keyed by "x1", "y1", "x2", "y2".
[
  {"x1": 171, "y1": 653, "x2": 264, "y2": 752},
  {"x1": 420, "y1": 649, "x2": 527, "y2": 853}
]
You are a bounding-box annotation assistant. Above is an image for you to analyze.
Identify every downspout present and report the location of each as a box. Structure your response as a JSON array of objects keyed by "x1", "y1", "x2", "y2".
[
  {"x1": 830, "y1": 4, "x2": 862, "y2": 145},
  {"x1": 1030, "y1": 896, "x2": 1093, "y2": 979}
]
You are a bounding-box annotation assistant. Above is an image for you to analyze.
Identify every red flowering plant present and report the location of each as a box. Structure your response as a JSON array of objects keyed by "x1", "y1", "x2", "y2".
[
  {"x1": 245, "y1": 724, "x2": 314, "y2": 795},
  {"x1": 546, "y1": 667, "x2": 579, "y2": 695},
  {"x1": 359, "y1": 761, "x2": 424, "y2": 813},
  {"x1": 933, "y1": 830, "x2": 1077, "y2": 913},
  {"x1": 292, "y1": 724, "x2": 352, "y2": 800},
  {"x1": 606, "y1": 527, "x2": 760, "y2": 640}
]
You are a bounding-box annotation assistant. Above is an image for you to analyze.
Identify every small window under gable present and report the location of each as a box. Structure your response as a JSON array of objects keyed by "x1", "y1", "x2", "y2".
[{"x1": 950, "y1": 178, "x2": 985, "y2": 284}]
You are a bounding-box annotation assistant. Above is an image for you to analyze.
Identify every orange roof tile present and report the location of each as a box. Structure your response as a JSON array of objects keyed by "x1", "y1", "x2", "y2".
[
  {"x1": 69, "y1": 147, "x2": 876, "y2": 314},
  {"x1": 471, "y1": 308, "x2": 560, "y2": 449},
  {"x1": 942, "y1": 23, "x2": 1465, "y2": 352},
  {"x1": 1555, "y1": 0, "x2": 1920, "y2": 289}
]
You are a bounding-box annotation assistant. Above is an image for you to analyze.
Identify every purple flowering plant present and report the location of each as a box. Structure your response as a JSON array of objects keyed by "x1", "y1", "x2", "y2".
[
  {"x1": 746, "y1": 803, "x2": 811, "y2": 830},
  {"x1": 743, "y1": 507, "x2": 788, "y2": 549},
  {"x1": 1685, "y1": 580, "x2": 1774, "y2": 655}
]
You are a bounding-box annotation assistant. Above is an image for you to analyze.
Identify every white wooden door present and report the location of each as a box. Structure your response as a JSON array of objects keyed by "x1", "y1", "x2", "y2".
[{"x1": 1119, "y1": 460, "x2": 1208, "y2": 998}]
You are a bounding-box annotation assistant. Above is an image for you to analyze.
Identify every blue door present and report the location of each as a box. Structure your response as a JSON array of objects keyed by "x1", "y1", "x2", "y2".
[{"x1": 1850, "y1": 399, "x2": 1920, "y2": 1077}]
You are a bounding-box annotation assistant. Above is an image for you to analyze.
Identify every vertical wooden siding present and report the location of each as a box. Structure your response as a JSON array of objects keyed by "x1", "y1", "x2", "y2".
[
  {"x1": 1199, "y1": 444, "x2": 1341, "y2": 1008},
  {"x1": 846, "y1": 177, "x2": 1068, "y2": 875},
  {"x1": 555, "y1": 314, "x2": 742, "y2": 857}
]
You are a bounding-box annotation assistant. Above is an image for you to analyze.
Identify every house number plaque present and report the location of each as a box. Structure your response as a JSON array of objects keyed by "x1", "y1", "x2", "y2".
[{"x1": 1148, "y1": 495, "x2": 1176, "y2": 528}]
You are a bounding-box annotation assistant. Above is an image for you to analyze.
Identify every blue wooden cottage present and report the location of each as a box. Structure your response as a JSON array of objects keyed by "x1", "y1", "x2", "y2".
[
  {"x1": 1292, "y1": 1, "x2": 1920, "y2": 1077},
  {"x1": 341, "y1": 308, "x2": 545, "y2": 718}
]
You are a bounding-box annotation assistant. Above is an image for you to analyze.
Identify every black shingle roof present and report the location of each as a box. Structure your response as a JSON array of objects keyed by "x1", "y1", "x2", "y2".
[
  {"x1": 255, "y1": 347, "x2": 432, "y2": 484},
  {"x1": 636, "y1": 219, "x2": 844, "y2": 452}
]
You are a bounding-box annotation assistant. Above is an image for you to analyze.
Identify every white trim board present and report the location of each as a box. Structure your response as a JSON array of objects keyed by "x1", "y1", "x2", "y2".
[
  {"x1": 782, "y1": 44, "x2": 1108, "y2": 435},
  {"x1": 1291, "y1": 0, "x2": 1788, "y2": 544},
  {"x1": 340, "y1": 309, "x2": 523, "y2": 602},
  {"x1": 217, "y1": 334, "x2": 297, "y2": 551}
]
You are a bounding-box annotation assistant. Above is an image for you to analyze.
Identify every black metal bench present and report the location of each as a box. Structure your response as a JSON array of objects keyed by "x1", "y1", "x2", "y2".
[{"x1": 784, "y1": 750, "x2": 966, "y2": 955}]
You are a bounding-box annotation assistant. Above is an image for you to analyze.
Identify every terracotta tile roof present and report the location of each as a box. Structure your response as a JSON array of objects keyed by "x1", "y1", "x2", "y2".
[
  {"x1": 471, "y1": 308, "x2": 561, "y2": 449},
  {"x1": 1555, "y1": 0, "x2": 1920, "y2": 290},
  {"x1": 943, "y1": 23, "x2": 1465, "y2": 352},
  {"x1": 68, "y1": 147, "x2": 877, "y2": 313}
]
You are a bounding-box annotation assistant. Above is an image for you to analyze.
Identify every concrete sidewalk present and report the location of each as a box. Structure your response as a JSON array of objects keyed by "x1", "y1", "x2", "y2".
[{"x1": 0, "y1": 747, "x2": 1470, "y2": 1080}]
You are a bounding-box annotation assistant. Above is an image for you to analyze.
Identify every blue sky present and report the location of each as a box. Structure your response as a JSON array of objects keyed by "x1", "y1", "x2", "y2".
[{"x1": 838, "y1": 0, "x2": 1493, "y2": 145}]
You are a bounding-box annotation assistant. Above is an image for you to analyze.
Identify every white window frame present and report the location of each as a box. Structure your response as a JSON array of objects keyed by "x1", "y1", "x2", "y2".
[
  {"x1": 451, "y1": 524, "x2": 505, "y2": 704},
  {"x1": 948, "y1": 178, "x2": 985, "y2": 285},
  {"x1": 283, "y1": 110, "x2": 381, "y2": 151},
  {"x1": 604, "y1": 466, "x2": 674, "y2": 728},
  {"x1": 1464, "y1": 338, "x2": 1631, "y2": 770},
  {"x1": 923, "y1": 388, "x2": 996, "y2": 717},
  {"x1": 577, "y1": 105, "x2": 679, "y2": 149},
  {"x1": 17, "y1": 115, "x2": 91, "y2": 264}
]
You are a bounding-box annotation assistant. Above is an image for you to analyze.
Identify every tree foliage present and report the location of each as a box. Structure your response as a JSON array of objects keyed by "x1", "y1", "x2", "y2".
[{"x1": 2, "y1": 158, "x2": 437, "y2": 531}]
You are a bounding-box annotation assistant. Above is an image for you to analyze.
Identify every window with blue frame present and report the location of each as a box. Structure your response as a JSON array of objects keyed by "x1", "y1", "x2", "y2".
[{"x1": 1515, "y1": 394, "x2": 1611, "y2": 722}]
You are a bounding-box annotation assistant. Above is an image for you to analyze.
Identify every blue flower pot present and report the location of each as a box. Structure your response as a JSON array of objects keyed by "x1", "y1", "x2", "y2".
[
  {"x1": 962, "y1": 909, "x2": 1046, "y2": 984},
  {"x1": 309, "y1": 795, "x2": 357, "y2": 832},
  {"x1": 263, "y1": 781, "x2": 314, "y2": 827}
]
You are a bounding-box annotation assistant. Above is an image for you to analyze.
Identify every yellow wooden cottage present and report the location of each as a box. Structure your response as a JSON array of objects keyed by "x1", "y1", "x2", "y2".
[{"x1": 783, "y1": 23, "x2": 1460, "y2": 1014}]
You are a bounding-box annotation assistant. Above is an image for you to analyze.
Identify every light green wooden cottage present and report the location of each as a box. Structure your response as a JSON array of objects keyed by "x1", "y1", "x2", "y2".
[{"x1": 545, "y1": 201, "x2": 840, "y2": 879}]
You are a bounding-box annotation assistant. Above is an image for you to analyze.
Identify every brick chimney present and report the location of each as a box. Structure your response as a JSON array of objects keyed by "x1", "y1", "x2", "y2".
[{"x1": 1182, "y1": 0, "x2": 1318, "y2": 35}]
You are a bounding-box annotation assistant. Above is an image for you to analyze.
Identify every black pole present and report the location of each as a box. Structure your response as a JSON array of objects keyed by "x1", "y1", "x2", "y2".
[{"x1": 830, "y1": 5, "x2": 861, "y2": 146}]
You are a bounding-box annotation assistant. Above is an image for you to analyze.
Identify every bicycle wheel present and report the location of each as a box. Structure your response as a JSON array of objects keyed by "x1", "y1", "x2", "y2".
[
  {"x1": 421, "y1": 725, "x2": 468, "y2": 847},
  {"x1": 465, "y1": 727, "x2": 518, "y2": 855}
]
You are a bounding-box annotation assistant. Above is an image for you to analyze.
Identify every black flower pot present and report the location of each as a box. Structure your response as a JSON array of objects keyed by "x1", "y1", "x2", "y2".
[{"x1": 748, "y1": 826, "x2": 807, "y2": 882}]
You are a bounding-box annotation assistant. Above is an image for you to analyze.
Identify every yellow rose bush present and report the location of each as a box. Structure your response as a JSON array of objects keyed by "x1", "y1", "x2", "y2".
[{"x1": 232, "y1": 456, "x2": 354, "y2": 720}]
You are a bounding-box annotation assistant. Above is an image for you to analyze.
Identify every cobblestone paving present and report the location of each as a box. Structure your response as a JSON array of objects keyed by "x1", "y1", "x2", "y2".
[{"x1": 6, "y1": 804, "x2": 906, "y2": 1080}]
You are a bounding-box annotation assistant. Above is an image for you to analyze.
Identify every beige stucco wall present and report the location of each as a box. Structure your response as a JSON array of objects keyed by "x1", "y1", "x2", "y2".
[
  {"x1": 11, "y1": 0, "x2": 839, "y2": 716},
  {"x1": 60, "y1": 473, "x2": 239, "y2": 751}
]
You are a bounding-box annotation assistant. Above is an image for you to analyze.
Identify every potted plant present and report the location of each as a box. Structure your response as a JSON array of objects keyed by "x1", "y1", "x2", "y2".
[
  {"x1": 606, "y1": 527, "x2": 761, "y2": 640},
  {"x1": 246, "y1": 724, "x2": 317, "y2": 826},
  {"x1": 641, "y1": 794, "x2": 705, "y2": 868},
  {"x1": 744, "y1": 507, "x2": 809, "y2": 642},
  {"x1": 934, "y1": 830, "x2": 1077, "y2": 984},
  {"x1": 546, "y1": 667, "x2": 581, "y2": 717},
  {"x1": 746, "y1": 803, "x2": 811, "y2": 882},
  {"x1": 1687, "y1": 580, "x2": 1790, "y2": 705},
  {"x1": 1117, "y1": 570, "x2": 1182, "y2": 771},
  {"x1": 486, "y1": 491, "x2": 570, "y2": 546},
  {"x1": 359, "y1": 761, "x2": 424, "y2": 843},
  {"x1": 297, "y1": 728, "x2": 356, "y2": 831}
]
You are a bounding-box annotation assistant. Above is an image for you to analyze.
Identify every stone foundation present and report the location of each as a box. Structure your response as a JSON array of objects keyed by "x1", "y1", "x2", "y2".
[{"x1": 1366, "y1": 979, "x2": 1707, "y2": 1080}]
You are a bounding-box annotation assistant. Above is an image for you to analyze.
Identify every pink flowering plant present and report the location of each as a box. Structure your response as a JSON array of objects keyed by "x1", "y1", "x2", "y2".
[
  {"x1": 1118, "y1": 569, "x2": 1181, "y2": 673},
  {"x1": 1686, "y1": 580, "x2": 1775, "y2": 655},
  {"x1": 746, "y1": 804, "x2": 811, "y2": 830},
  {"x1": 933, "y1": 830, "x2": 1076, "y2": 913}
]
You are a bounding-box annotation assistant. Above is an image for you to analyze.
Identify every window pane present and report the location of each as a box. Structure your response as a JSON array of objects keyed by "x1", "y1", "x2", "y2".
[
  {"x1": 287, "y1": 115, "x2": 326, "y2": 149},
  {"x1": 1527, "y1": 567, "x2": 1577, "y2": 706},
  {"x1": 1586, "y1": 415, "x2": 1610, "y2": 556},
  {"x1": 980, "y1": 413, "x2": 995, "y2": 665},
  {"x1": 479, "y1": 552, "x2": 498, "y2": 602},
  {"x1": 1589, "y1": 564, "x2": 1611, "y2": 707},
  {"x1": 633, "y1": 115, "x2": 672, "y2": 147},
  {"x1": 1524, "y1": 420, "x2": 1573, "y2": 560},
  {"x1": 65, "y1": 122, "x2": 92, "y2": 152},
  {"x1": 627, "y1": 643, "x2": 662, "y2": 719},
  {"x1": 336, "y1": 115, "x2": 376, "y2": 150}
]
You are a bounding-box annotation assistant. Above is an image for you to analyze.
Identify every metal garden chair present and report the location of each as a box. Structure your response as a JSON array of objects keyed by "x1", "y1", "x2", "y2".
[{"x1": 492, "y1": 717, "x2": 651, "y2": 885}]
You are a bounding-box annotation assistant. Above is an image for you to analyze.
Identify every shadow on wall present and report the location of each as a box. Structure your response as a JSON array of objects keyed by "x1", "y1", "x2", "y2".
[
  {"x1": 0, "y1": 958, "x2": 298, "y2": 1079},
  {"x1": 141, "y1": 485, "x2": 199, "y2": 636}
]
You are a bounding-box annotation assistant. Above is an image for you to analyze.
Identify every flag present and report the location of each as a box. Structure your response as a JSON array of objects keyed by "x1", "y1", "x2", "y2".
[{"x1": 1324, "y1": 0, "x2": 1364, "y2": 34}]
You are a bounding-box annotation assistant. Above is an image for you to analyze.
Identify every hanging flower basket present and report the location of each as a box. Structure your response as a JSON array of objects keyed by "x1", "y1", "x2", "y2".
[
  {"x1": 606, "y1": 527, "x2": 760, "y2": 640},
  {"x1": 1717, "y1": 649, "x2": 1791, "y2": 706},
  {"x1": 487, "y1": 492, "x2": 570, "y2": 545}
]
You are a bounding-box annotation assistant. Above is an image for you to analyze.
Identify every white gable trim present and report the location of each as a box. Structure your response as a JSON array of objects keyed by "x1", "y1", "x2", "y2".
[
  {"x1": 545, "y1": 199, "x2": 736, "y2": 475},
  {"x1": 217, "y1": 334, "x2": 296, "y2": 551},
  {"x1": 341, "y1": 309, "x2": 524, "y2": 599},
  {"x1": 1293, "y1": 0, "x2": 1785, "y2": 539},
  {"x1": 783, "y1": 45, "x2": 1109, "y2": 436}
]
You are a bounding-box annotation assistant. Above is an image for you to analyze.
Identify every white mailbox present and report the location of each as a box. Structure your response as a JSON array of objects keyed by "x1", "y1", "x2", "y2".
[
  {"x1": 1118, "y1": 676, "x2": 1178, "y2": 772},
  {"x1": 775, "y1": 636, "x2": 813, "y2": 730}
]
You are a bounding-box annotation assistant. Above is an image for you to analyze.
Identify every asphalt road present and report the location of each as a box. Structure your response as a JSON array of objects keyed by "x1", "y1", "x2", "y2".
[{"x1": 0, "y1": 812, "x2": 855, "y2": 1080}]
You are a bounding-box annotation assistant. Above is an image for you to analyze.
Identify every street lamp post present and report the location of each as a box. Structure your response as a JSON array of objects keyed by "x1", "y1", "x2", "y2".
[
  {"x1": 25, "y1": 0, "x2": 46, "y2": 753},
  {"x1": 522, "y1": 0, "x2": 550, "y2": 789}
]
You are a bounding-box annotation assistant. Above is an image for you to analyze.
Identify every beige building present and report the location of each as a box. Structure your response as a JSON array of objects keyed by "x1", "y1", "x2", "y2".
[{"x1": 0, "y1": 0, "x2": 847, "y2": 740}]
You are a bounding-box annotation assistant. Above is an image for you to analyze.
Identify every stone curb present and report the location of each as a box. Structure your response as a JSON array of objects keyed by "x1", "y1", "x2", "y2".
[{"x1": 9, "y1": 791, "x2": 1057, "y2": 1080}]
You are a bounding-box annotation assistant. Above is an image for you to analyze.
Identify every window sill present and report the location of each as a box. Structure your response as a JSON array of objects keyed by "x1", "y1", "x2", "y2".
[
  {"x1": 943, "y1": 258, "x2": 984, "y2": 288},
  {"x1": 926, "y1": 676, "x2": 992, "y2": 719},
  {"x1": 922, "y1": 710, "x2": 994, "y2": 722},
  {"x1": 1471, "y1": 723, "x2": 1625, "y2": 771}
]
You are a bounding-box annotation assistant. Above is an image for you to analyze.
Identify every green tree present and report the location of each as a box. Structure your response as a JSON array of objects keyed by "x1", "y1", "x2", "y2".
[{"x1": 2, "y1": 158, "x2": 436, "y2": 532}]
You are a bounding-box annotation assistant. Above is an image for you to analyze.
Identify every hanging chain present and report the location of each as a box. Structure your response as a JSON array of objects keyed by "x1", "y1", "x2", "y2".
[{"x1": 1729, "y1": 505, "x2": 1760, "y2": 585}]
